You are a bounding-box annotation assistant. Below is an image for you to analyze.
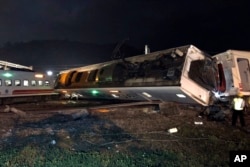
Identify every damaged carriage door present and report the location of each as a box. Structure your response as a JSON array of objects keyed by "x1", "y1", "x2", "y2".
[
  {"x1": 237, "y1": 58, "x2": 250, "y2": 91},
  {"x1": 181, "y1": 52, "x2": 212, "y2": 106},
  {"x1": 217, "y1": 63, "x2": 226, "y2": 92}
]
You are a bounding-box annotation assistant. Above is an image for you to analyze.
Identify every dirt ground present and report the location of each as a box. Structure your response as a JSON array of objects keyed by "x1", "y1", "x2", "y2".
[{"x1": 0, "y1": 100, "x2": 250, "y2": 165}]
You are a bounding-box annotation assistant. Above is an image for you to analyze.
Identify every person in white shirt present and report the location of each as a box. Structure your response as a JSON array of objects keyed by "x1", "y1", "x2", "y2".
[{"x1": 231, "y1": 93, "x2": 246, "y2": 127}]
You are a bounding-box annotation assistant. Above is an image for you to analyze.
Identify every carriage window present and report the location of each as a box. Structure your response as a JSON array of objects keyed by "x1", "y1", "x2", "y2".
[
  {"x1": 38, "y1": 80, "x2": 43, "y2": 86},
  {"x1": 15, "y1": 80, "x2": 21, "y2": 86},
  {"x1": 23, "y1": 80, "x2": 29, "y2": 86},
  {"x1": 31, "y1": 80, "x2": 36, "y2": 86},
  {"x1": 75, "y1": 72, "x2": 83, "y2": 82},
  {"x1": 237, "y1": 58, "x2": 250, "y2": 91},
  {"x1": 88, "y1": 69, "x2": 98, "y2": 82},
  {"x1": 45, "y1": 80, "x2": 50, "y2": 86},
  {"x1": 5, "y1": 80, "x2": 12, "y2": 86}
]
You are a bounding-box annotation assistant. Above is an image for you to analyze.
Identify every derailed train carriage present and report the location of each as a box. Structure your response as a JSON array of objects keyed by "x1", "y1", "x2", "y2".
[
  {"x1": 212, "y1": 49, "x2": 250, "y2": 101},
  {"x1": 54, "y1": 45, "x2": 219, "y2": 106}
]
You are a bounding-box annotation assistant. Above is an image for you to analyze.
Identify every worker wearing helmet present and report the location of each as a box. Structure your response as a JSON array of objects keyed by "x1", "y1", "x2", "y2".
[{"x1": 231, "y1": 93, "x2": 246, "y2": 127}]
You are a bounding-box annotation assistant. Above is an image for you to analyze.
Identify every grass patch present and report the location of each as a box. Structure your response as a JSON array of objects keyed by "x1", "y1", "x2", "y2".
[{"x1": 0, "y1": 145, "x2": 180, "y2": 167}]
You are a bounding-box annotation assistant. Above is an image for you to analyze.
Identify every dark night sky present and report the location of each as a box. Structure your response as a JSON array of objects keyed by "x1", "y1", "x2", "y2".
[{"x1": 1, "y1": 0, "x2": 250, "y2": 54}]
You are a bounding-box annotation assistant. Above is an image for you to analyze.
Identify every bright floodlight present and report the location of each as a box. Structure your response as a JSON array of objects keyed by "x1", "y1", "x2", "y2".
[{"x1": 47, "y1": 70, "x2": 53, "y2": 76}]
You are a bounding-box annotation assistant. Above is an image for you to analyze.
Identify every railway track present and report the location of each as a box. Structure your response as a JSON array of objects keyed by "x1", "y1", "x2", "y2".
[{"x1": 0, "y1": 99, "x2": 162, "y2": 117}]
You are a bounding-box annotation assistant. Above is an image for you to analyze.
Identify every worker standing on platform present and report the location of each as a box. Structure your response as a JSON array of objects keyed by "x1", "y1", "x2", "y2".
[{"x1": 231, "y1": 93, "x2": 246, "y2": 127}]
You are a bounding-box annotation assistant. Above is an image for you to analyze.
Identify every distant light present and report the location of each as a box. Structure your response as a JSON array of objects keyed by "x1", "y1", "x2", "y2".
[
  {"x1": 145, "y1": 45, "x2": 150, "y2": 54},
  {"x1": 35, "y1": 74, "x2": 44, "y2": 78},
  {"x1": 142, "y1": 92, "x2": 152, "y2": 98},
  {"x1": 176, "y1": 94, "x2": 186, "y2": 98},
  {"x1": 3, "y1": 72, "x2": 13, "y2": 77},
  {"x1": 47, "y1": 70, "x2": 53, "y2": 76}
]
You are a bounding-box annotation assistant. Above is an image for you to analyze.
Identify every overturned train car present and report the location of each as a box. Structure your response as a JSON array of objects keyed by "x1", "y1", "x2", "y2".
[{"x1": 54, "y1": 45, "x2": 220, "y2": 106}]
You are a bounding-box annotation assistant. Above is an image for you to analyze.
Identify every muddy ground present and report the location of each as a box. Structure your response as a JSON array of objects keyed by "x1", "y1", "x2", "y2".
[{"x1": 0, "y1": 101, "x2": 250, "y2": 165}]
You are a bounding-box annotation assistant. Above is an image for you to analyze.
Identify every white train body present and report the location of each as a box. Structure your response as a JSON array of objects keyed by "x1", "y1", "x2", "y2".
[
  {"x1": 213, "y1": 50, "x2": 250, "y2": 100},
  {"x1": 0, "y1": 61, "x2": 56, "y2": 104}
]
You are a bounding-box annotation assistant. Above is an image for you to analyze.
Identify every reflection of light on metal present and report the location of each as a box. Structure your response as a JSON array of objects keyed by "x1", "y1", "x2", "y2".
[
  {"x1": 175, "y1": 49, "x2": 184, "y2": 56},
  {"x1": 71, "y1": 92, "x2": 83, "y2": 99},
  {"x1": 96, "y1": 109, "x2": 110, "y2": 113},
  {"x1": 171, "y1": 52, "x2": 176, "y2": 58},
  {"x1": 35, "y1": 74, "x2": 44, "y2": 78},
  {"x1": 212, "y1": 91, "x2": 220, "y2": 99},
  {"x1": 176, "y1": 94, "x2": 186, "y2": 98},
  {"x1": 64, "y1": 93, "x2": 71, "y2": 98},
  {"x1": 61, "y1": 90, "x2": 70, "y2": 98},
  {"x1": 109, "y1": 90, "x2": 120, "y2": 93},
  {"x1": 142, "y1": 92, "x2": 152, "y2": 98},
  {"x1": 212, "y1": 91, "x2": 229, "y2": 102},
  {"x1": 111, "y1": 94, "x2": 119, "y2": 98}
]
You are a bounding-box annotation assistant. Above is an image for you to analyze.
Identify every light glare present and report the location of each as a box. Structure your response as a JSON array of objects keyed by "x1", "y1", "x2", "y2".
[
  {"x1": 142, "y1": 92, "x2": 152, "y2": 98},
  {"x1": 35, "y1": 74, "x2": 44, "y2": 78},
  {"x1": 176, "y1": 94, "x2": 186, "y2": 98},
  {"x1": 47, "y1": 71, "x2": 53, "y2": 76}
]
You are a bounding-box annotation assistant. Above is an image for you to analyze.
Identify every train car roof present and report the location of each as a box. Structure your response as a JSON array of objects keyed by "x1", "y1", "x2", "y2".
[
  {"x1": 213, "y1": 49, "x2": 250, "y2": 59},
  {"x1": 58, "y1": 44, "x2": 202, "y2": 74},
  {"x1": 227, "y1": 49, "x2": 250, "y2": 57},
  {"x1": 0, "y1": 60, "x2": 34, "y2": 71},
  {"x1": 0, "y1": 68, "x2": 34, "y2": 72}
]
